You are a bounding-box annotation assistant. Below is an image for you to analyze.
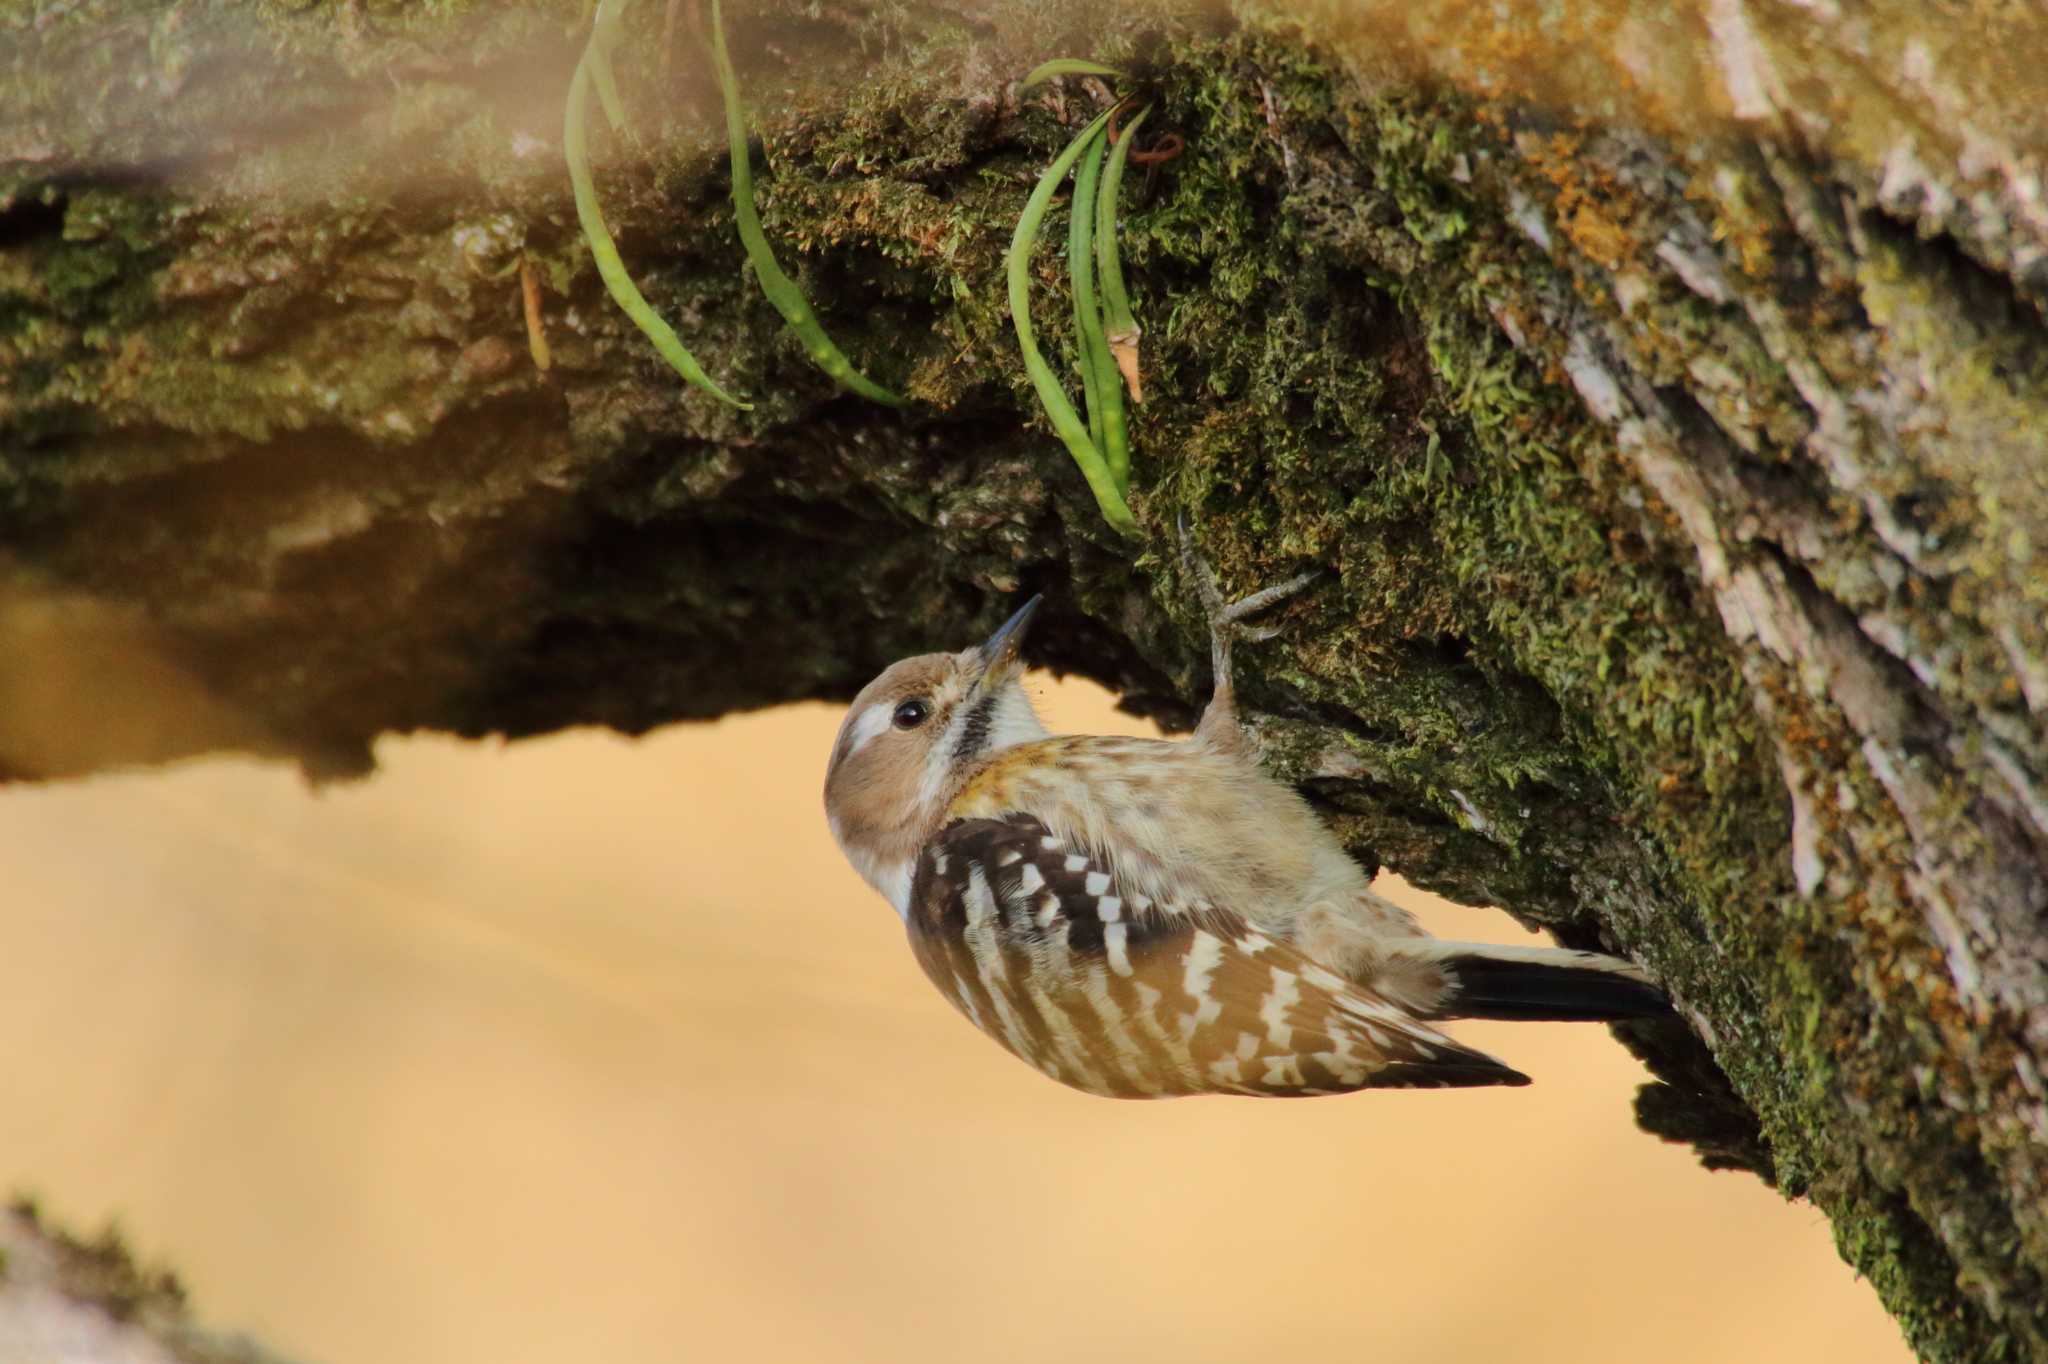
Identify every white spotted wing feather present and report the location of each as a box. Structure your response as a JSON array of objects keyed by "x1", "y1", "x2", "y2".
[{"x1": 906, "y1": 815, "x2": 1530, "y2": 1098}]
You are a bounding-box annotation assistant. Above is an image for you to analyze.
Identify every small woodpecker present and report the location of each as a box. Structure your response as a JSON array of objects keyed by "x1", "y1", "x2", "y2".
[{"x1": 823, "y1": 549, "x2": 1669, "y2": 1098}]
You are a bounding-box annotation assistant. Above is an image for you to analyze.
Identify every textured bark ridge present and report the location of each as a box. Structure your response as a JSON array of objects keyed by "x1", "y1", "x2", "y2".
[
  {"x1": 0, "y1": 1201, "x2": 299, "y2": 1364},
  {"x1": 4, "y1": 2, "x2": 2046, "y2": 1359}
]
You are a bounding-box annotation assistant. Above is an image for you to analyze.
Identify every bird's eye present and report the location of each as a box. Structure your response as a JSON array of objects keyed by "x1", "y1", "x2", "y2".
[{"x1": 892, "y1": 698, "x2": 931, "y2": 729}]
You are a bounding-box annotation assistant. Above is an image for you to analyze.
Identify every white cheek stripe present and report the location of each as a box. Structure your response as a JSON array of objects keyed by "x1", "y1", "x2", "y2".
[
  {"x1": 916, "y1": 738, "x2": 955, "y2": 815},
  {"x1": 984, "y1": 688, "x2": 1051, "y2": 752},
  {"x1": 842, "y1": 702, "x2": 896, "y2": 759}
]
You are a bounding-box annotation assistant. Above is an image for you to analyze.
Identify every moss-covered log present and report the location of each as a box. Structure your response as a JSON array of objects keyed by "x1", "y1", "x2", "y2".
[{"x1": 5, "y1": 2, "x2": 2047, "y2": 1360}]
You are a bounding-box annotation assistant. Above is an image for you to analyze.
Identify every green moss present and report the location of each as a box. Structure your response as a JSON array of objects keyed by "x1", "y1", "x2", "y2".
[
  {"x1": 1047, "y1": 28, "x2": 2017, "y2": 1359},
  {"x1": 4, "y1": 3, "x2": 2043, "y2": 1355},
  {"x1": 570, "y1": 59, "x2": 2031, "y2": 1356}
]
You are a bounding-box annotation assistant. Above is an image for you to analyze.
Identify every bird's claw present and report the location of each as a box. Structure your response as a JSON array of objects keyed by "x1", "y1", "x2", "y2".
[
  {"x1": 1219, "y1": 571, "x2": 1320, "y2": 627},
  {"x1": 1175, "y1": 514, "x2": 1319, "y2": 704},
  {"x1": 1177, "y1": 512, "x2": 1317, "y2": 635}
]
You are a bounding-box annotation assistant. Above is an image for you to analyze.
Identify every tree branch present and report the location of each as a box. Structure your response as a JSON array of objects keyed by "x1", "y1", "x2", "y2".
[{"x1": 5, "y1": 2, "x2": 2046, "y2": 1358}]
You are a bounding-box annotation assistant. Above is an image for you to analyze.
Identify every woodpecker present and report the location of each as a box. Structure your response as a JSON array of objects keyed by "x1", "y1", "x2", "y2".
[{"x1": 823, "y1": 549, "x2": 1670, "y2": 1098}]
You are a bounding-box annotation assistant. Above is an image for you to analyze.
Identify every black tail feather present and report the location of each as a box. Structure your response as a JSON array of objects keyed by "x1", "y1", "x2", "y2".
[
  {"x1": 1372, "y1": 1059, "x2": 1534, "y2": 1089},
  {"x1": 1435, "y1": 954, "x2": 1673, "y2": 1022}
]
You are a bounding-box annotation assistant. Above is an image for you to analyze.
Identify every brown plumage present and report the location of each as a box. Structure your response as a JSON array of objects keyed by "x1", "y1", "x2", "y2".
[{"x1": 824, "y1": 590, "x2": 1668, "y2": 1099}]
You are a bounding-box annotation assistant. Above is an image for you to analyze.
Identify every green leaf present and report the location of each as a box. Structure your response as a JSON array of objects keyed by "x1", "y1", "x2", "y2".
[
  {"x1": 1020, "y1": 58, "x2": 1123, "y2": 89},
  {"x1": 563, "y1": 0, "x2": 749, "y2": 408},
  {"x1": 1094, "y1": 102, "x2": 1150, "y2": 478},
  {"x1": 711, "y1": 0, "x2": 904, "y2": 406},
  {"x1": 1007, "y1": 108, "x2": 1135, "y2": 535},
  {"x1": 1069, "y1": 131, "x2": 1110, "y2": 455}
]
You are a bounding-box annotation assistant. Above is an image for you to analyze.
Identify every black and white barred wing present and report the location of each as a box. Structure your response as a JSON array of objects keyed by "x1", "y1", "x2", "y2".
[{"x1": 905, "y1": 815, "x2": 1531, "y2": 1098}]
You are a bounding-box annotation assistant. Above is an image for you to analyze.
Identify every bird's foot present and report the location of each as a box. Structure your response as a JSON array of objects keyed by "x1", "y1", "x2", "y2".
[{"x1": 1176, "y1": 514, "x2": 1318, "y2": 734}]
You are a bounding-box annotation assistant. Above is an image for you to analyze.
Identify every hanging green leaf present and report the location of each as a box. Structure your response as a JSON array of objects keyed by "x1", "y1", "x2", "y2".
[
  {"x1": 1096, "y1": 102, "x2": 1149, "y2": 419},
  {"x1": 563, "y1": 0, "x2": 749, "y2": 408},
  {"x1": 1068, "y1": 131, "x2": 1112, "y2": 455},
  {"x1": 710, "y1": 0, "x2": 904, "y2": 406},
  {"x1": 1020, "y1": 58, "x2": 1123, "y2": 89},
  {"x1": 586, "y1": 0, "x2": 627, "y2": 132},
  {"x1": 1007, "y1": 106, "x2": 1134, "y2": 535}
]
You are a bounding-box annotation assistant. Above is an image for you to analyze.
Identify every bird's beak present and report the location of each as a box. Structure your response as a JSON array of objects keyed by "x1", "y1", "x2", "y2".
[{"x1": 972, "y1": 594, "x2": 1042, "y2": 694}]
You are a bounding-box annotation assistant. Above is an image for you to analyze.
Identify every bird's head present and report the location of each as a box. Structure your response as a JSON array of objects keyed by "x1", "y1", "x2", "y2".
[{"x1": 823, "y1": 596, "x2": 1050, "y2": 916}]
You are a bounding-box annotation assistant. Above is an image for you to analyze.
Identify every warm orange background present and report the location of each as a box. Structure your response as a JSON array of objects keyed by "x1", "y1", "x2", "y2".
[{"x1": 0, "y1": 678, "x2": 1907, "y2": 1364}]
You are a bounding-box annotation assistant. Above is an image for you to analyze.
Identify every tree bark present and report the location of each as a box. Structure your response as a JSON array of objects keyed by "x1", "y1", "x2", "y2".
[
  {"x1": 4, "y1": 2, "x2": 2046, "y2": 1360},
  {"x1": 0, "y1": 1200, "x2": 301, "y2": 1364}
]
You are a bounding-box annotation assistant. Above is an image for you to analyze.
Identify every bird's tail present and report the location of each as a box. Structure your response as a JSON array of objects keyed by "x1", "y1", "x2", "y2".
[{"x1": 1379, "y1": 939, "x2": 1673, "y2": 1022}]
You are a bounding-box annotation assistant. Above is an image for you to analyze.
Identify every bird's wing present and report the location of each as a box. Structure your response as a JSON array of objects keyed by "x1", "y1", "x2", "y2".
[{"x1": 906, "y1": 814, "x2": 1530, "y2": 1098}]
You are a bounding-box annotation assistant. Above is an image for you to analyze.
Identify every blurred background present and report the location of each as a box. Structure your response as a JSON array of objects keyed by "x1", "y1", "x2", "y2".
[{"x1": 0, "y1": 676, "x2": 1908, "y2": 1364}]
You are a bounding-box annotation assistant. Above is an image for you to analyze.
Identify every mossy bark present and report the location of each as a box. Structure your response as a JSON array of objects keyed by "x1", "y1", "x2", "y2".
[{"x1": 4, "y1": 2, "x2": 2046, "y2": 1360}]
